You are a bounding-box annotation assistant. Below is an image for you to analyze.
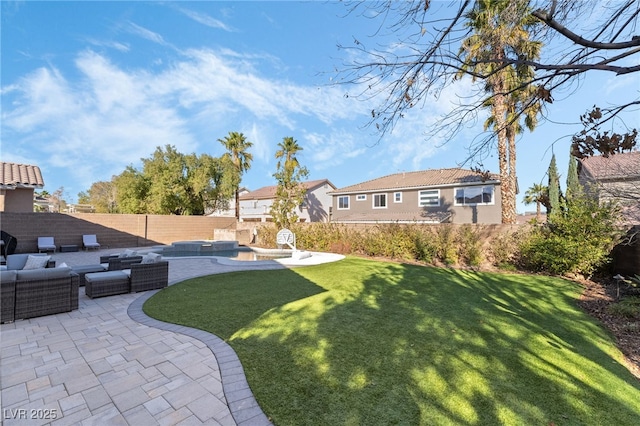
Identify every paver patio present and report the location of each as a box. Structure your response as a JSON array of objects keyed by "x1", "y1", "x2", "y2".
[{"x1": 1, "y1": 248, "x2": 343, "y2": 425}]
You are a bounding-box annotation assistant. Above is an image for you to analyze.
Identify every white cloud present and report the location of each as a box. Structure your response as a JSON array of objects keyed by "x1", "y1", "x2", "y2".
[
  {"x1": 85, "y1": 38, "x2": 130, "y2": 52},
  {"x1": 2, "y1": 46, "x2": 372, "y2": 192},
  {"x1": 126, "y1": 22, "x2": 168, "y2": 46},
  {"x1": 177, "y1": 7, "x2": 234, "y2": 32},
  {"x1": 304, "y1": 130, "x2": 367, "y2": 170}
]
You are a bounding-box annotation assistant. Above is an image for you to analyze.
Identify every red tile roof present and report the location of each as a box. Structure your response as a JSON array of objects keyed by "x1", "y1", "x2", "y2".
[
  {"x1": 579, "y1": 151, "x2": 640, "y2": 180},
  {"x1": 239, "y1": 179, "x2": 335, "y2": 201},
  {"x1": 0, "y1": 162, "x2": 45, "y2": 189},
  {"x1": 331, "y1": 168, "x2": 499, "y2": 194}
]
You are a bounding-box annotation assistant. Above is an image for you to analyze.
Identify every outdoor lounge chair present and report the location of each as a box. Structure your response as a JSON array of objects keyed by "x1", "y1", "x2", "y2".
[
  {"x1": 37, "y1": 237, "x2": 56, "y2": 253},
  {"x1": 82, "y1": 234, "x2": 101, "y2": 251}
]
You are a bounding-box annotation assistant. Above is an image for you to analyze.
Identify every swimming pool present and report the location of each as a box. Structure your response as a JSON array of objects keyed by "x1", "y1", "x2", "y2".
[{"x1": 154, "y1": 246, "x2": 291, "y2": 261}]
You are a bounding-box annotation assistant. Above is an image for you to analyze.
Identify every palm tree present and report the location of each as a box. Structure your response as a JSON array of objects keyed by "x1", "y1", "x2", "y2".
[
  {"x1": 275, "y1": 136, "x2": 303, "y2": 178},
  {"x1": 523, "y1": 183, "x2": 548, "y2": 221},
  {"x1": 218, "y1": 132, "x2": 253, "y2": 219},
  {"x1": 459, "y1": 0, "x2": 542, "y2": 224}
]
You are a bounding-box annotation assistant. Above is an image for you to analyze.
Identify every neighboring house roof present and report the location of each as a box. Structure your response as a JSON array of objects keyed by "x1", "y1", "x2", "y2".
[
  {"x1": 578, "y1": 151, "x2": 640, "y2": 180},
  {"x1": 331, "y1": 168, "x2": 499, "y2": 194},
  {"x1": 0, "y1": 162, "x2": 45, "y2": 189},
  {"x1": 239, "y1": 179, "x2": 336, "y2": 201}
]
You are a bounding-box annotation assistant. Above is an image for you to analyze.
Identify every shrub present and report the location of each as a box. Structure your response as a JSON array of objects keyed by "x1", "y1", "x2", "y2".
[
  {"x1": 435, "y1": 225, "x2": 458, "y2": 265},
  {"x1": 518, "y1": 197, "x2": 622, "y2": 276},
  {"x1": 607, "y1": 297, "x2": 640, "y2": 319},
  {"x1": 457, "y1": 225, "x2": 483, "y2": 267},
  {"x1": 489, "y1": 228, "x2": 523, "y2": 269}
]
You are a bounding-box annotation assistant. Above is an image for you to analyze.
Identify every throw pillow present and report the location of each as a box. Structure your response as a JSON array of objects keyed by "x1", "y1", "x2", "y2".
[
  {"x1": 148, "y1": 252, "x2": 162, "y2": 263},
  {"x1": 118, "y1": 249, "x2": 137, "y2": 258},
  {"x1": 57, "y1": 262, "x2": 68, "y2": 268},
  {"x1": 23, "y1": 255, "x2": 51, "y2": 270},
  {"x1": 140, "y1": 254, "x2": 154, "y2": 264}
]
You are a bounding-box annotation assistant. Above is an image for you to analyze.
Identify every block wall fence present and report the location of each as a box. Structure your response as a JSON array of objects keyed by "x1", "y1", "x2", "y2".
[{"x1": 0, "y1": 213, "x2": 236, "y2": 253}]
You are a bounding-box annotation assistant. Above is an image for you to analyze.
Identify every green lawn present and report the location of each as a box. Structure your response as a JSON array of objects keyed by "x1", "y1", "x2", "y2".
[{"x1": 144, "y1": 257, "x2": 640, "y2": 425}]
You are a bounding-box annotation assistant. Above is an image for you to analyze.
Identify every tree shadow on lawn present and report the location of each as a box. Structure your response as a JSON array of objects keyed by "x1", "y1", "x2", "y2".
[{"x1": 228, "y1": 259, "x2": 640, "y2": 425}]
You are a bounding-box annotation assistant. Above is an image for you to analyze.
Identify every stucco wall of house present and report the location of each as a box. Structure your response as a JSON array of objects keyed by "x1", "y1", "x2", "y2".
[
  {"x1": 304, "y1": 184, "x2": 332, "y2": 222},
  {"x1": 0, "y1": 188, "x2": 35, "y2": 212},
  {"x1": 331, "y1": 184, "x2": 502, "y2": 224},
  {"x1": 239, "y1": 183, "x2": 334, "y2": 223},
  {"x1": 239, "y1": 198, "x2": 274, "y2": 222}
]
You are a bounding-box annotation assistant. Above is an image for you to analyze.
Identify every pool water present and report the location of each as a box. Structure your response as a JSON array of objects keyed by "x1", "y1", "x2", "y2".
[{"x1": 157, "y1": 248, "x2": 290, "y2": 261}]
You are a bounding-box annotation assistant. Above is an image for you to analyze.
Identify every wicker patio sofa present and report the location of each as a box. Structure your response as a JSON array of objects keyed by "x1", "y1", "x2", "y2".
[
  {"x1": 84, "y1": 259, "x2": 168, "y2": 299},
  {"x1": 1, "y1": 267, "x2": 79, "y2": 323},
  {"x1": 129, "y1": 261, "x2": 169, "y2": 292},
  {"x1": 99, "y1": 254, "x2": 144, "y2": 270}
]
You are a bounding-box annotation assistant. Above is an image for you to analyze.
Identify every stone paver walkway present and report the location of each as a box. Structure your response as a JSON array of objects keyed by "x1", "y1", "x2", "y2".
[{"x1": 1, "y1": 248, "x2": 343, "y2": 425}]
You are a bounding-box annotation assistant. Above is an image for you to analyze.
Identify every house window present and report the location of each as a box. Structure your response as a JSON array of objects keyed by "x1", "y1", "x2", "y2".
[
  {"x1": 419, "y1": 189, "x2": 440, "y2": 206},
  {"x1": 394, "y1": 192, "x2": 402, "y2": 203},
  {"x1": 356, "y1": 194, "x2": 367, "y2": 201},
  {"x1": 338, "y1": 196, "x2": 350, "y2": 210},
  {"x1": 373, "y1": 193, "x2": 387, "y2": 209},
  {"x1": 454, "y1": 186, "x2": 494, "y2": 205}
]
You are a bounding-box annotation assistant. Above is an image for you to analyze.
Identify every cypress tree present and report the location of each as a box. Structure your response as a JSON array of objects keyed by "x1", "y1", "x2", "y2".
[
  {"x1": 566, "y1": 154, "x2": 581, "y2": 200},
  {"x1": 547, "y1": 154, "x2": 562, "y2": 217}
]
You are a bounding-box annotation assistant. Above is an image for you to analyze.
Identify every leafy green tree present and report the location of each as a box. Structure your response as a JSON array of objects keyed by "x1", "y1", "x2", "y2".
[
  {"x1": 523, "y1": 183, "x2": 548, "y2": 221},
  {"x1": 271, "y1": 137, "x2": 309, "y2": 229},
  {"x1": 77, "y1": 180, "x2": 117, "y2": 213},
  {"x1": 113, "y1": 166, "x2": 150, "y2": 214},
  {"x1": 458, "y1": 0, "x2": 542, "y2": 224},
  {"x1": 100, "y1": 146, "x2": 232, "y2": 215},
  {"x1": 547, "y1": 154, "x2": 562, "y2": 218},
  {"x1": 218, "y1": 132, "x2": 253, "y2": 219}
]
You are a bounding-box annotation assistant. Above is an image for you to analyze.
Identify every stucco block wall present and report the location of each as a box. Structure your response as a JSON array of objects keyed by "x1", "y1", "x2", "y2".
[
  {"x1": 0, "y1": 213, "x2": 236, "y2": 253},
  {"x1": 0, "y1": 188, "x2": 35, "y2": 212}
]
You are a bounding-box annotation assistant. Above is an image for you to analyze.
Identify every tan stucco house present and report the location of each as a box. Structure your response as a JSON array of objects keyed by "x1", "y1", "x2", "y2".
[
  {"x1": 0, "y1": 162, "x2": 45, "y2": 212},
  {"x1": 238, "y1": 179, "x2": 336, "y2": 223},
  {"x1": 329, "y1": 168, "x2": 502, "y2": 224},
  {"x1": 578, "y1": 151, "x2": 640, "y2": 225}
]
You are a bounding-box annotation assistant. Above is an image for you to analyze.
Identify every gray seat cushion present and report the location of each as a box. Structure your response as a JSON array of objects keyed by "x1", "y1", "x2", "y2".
[
  {"x1": 85, "y1": 270, "x2": 129, "y2": 283},
  {"x1": 1, "y1": 270, "x2": 17, "y2": 283},
  {"x1": 72, "y1": 264, "x2": 107, "y2": 274},
  {"x1": 16, "y1": 267, "x2": 73, "y2": 281}
]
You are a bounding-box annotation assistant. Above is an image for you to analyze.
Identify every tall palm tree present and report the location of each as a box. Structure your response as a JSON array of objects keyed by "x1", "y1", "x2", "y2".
[
  {"x1": 523, "y1": 183, "x2": 548, "y2": 221},
  {"x1": 218, "y1": 131, "x2": 253, "y2": 219},
  {"x1": 459, "y1": 0, "x2": 542, "y2": 224},
  {"x1": 275, "y1": 136, "x2": 303, "y2": 178}
]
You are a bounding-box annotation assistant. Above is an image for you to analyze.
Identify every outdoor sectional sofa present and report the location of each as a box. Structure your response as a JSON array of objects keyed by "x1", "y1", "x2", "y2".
[
  {"x1": 1, "y1": 267, "x2": 79, "y2": 323},
  {"x1": 85, "y1": 259, "x2": 169, "y2": 299}
]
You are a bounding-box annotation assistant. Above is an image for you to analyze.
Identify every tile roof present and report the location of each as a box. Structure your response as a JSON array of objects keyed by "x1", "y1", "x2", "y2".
[
  {"x1": 239, "y1": 179, "x2": 335, "y2": 201},
  {"x1": 0, "y1": 162, "x2": 45, "y2": 189},
  {"x1": 579, "y1": 151, "x2": 640, "y2": 180},
  {"x1": 331, "y1": 168, "x2": 499, "y2": 194}
]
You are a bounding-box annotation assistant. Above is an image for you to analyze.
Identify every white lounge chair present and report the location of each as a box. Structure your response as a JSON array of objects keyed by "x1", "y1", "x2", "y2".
[
  {"x1": 37, "y1": 236, "x2": 56, "y2": 253},
  {"x1": 82, "y1": 234, "x2": 101, "y2": 251}
]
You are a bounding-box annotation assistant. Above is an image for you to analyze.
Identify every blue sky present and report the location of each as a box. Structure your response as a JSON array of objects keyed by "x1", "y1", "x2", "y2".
[{"x1": 2, "y1": 1, "x2": 638, "y2": 213}]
